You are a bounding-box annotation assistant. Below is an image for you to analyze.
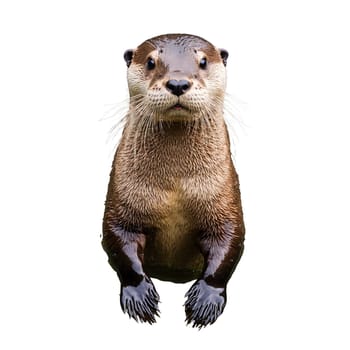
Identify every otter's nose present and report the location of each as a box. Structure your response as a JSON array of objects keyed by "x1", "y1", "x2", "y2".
[{"x1": 166, "y1": 79, "x2": 191, "y2": 96}]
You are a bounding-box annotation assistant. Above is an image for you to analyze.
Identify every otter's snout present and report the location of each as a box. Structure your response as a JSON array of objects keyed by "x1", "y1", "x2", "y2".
[{"x1": 166, "y1": 79, "x2": 192, "y2": 96}]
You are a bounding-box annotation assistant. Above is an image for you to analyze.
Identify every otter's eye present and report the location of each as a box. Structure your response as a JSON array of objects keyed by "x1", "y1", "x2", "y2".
[
  {"x1": 146, "y1": 57, "x2": 156, "y2": 70},
  {"x1": 199, "y1": 57, "x2": 207, "y2": 69}
]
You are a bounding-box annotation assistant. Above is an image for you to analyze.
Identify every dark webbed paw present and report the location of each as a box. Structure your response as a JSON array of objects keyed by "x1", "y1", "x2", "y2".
[
  {"x1": 185, "y1": 279, "x2": 226, "y2": 329},
  {"x1": 120, "y1": 276, "x2": 160, "y2": 324}
]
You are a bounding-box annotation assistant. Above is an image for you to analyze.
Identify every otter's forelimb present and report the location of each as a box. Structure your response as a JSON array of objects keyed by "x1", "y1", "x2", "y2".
[
  {"x1": 102, "y1": 225, "x2": 160, "y2": 324},
  {"x1": 185, "y1": 223, "x2": 244, "y2": 328}
]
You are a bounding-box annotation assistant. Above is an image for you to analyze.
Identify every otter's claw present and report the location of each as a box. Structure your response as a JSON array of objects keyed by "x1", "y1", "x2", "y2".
[
  {"x1": 185, "y1": 279, "x2": 226, "y2": 329},
  {"x1": 120, "y1": 276, "x2": 160, "y2": 324}
]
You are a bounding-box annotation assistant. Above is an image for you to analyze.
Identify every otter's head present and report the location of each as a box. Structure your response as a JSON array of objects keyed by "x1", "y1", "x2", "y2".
[{"x1": 124, "y1": 34, "x2": 228, "y2": 122}]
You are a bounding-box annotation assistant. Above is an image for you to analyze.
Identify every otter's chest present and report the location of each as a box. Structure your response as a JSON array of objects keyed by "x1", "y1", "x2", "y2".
[{"x1": 149, "y1": 186, "x2": 194, "y2": 237}]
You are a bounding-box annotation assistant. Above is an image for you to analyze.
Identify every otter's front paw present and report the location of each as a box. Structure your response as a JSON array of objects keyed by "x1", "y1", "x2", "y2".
[
  {"x1": 120, "y1": 276, "x2": 160, "y2": 324},
  {"x1": 185, "y1": 279, "x2": 226, "y2": 328}
]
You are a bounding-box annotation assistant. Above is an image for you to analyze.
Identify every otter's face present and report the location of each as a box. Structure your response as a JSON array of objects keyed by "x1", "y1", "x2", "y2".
[{"x1": 124, "y1": 34, "x2": 229, "y2": 122}]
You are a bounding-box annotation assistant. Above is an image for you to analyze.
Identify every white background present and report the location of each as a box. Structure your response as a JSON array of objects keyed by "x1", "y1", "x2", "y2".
[{"x1": 1, "y1": 0, "x2": 349, "y2": 349}]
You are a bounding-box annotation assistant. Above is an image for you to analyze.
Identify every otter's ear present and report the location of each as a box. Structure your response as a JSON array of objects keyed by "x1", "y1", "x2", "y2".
[
  {"x1": 124, "y1": 49, "x2": 134, "y2": 68},
  {"x1": 219, "y1": 49, "x2": 229, "y2": 66}
]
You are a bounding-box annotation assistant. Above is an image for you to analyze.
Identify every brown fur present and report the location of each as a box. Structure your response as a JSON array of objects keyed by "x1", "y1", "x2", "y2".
[{"x1": 102, "y1": 34, "x2": 245, "y2": 327}]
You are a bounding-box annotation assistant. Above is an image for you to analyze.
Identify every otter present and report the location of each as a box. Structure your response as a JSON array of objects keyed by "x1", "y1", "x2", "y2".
[{"x1": 102, "y1": 33, "x2": 245, "y2": 328}]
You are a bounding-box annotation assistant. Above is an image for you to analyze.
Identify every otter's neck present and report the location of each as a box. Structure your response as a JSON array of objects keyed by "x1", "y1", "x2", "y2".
[{"x1": 119, "y1": 115, "x2": 231, "y2": 179}]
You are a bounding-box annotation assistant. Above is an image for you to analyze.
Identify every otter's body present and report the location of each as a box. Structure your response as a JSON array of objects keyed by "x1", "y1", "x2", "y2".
[{"x1": 102, "y1": 34, "x2": 245, "y2": 328}]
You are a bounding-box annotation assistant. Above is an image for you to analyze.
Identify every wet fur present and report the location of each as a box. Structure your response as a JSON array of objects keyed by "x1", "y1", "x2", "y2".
[{"x1": 102, "y1": 34, "x2": 245, "y2": 328}]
